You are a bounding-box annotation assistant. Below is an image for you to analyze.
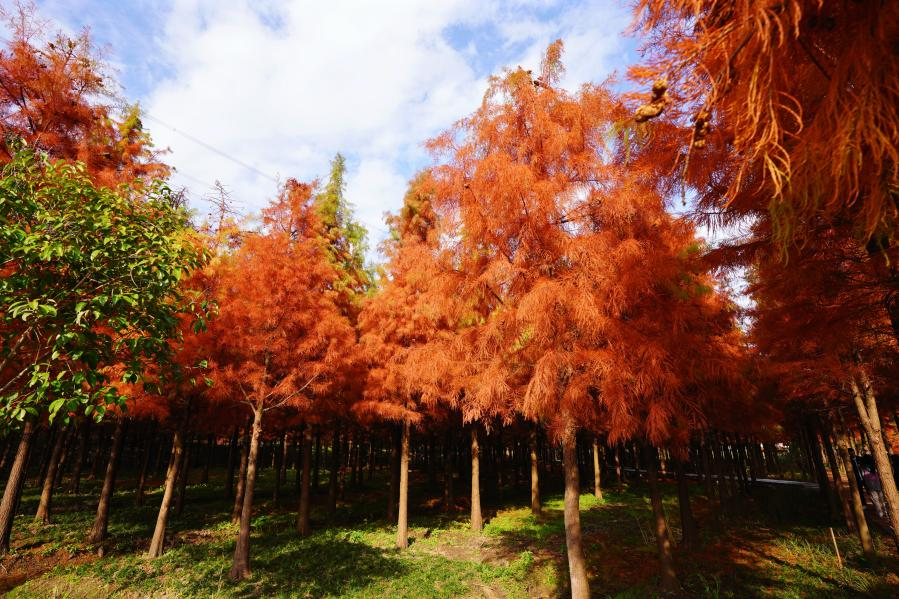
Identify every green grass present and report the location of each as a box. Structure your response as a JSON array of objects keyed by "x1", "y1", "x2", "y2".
[{"x1": 3, "y1": 469, "x2": 898, "y2": 598}]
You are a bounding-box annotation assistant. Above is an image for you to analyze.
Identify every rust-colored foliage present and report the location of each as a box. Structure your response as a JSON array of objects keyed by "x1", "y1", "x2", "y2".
[
  {"x1": 631, "y1": 0, "x2": 898, "y2": 246},
  {"x1": 206, "y1": 180, "x2": 355, "y2": 416},
  {"x1": 0, "y1": 4, "x2": 167, "y2": 185},
  {"x1": 413, "y1": 41, "x2": 745, "y2": 448}
]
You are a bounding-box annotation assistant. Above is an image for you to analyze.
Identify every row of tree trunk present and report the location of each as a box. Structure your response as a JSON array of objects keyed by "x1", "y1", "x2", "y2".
[{"x1": 1, "y1": 406, "x2": 896, "y2": 594}]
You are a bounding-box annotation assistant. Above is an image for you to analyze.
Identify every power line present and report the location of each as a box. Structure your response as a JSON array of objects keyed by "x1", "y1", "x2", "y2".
[{"x1": 143, "y1": 112, "x2": 279, "y2": 183}]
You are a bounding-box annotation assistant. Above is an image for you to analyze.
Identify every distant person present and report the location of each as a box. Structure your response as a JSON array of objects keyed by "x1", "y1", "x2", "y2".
[{"x1": 861, "y1": 464, "x2": 885, "y2": 518}]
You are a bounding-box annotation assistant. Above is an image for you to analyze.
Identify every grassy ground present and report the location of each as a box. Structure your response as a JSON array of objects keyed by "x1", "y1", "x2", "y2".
[{"x1": 2, "y1": 467, "x2": 898, "y2": 598}]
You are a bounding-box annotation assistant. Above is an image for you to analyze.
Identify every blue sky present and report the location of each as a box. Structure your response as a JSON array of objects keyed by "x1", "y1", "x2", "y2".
[{"x1": 34, "y1": 0, "x2": 639, "y2": 257}]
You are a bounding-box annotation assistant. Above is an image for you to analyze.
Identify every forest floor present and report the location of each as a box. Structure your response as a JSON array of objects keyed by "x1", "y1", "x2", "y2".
[{"x1": 2, "y1": 468, "x2": 898, "y2": 598}]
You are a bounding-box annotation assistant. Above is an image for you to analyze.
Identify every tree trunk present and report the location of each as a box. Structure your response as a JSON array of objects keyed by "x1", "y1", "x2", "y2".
[
  {"x1": 562, "y1": 428, "x2": 589, "y2": 599},
  {"x1": 675, "y1": 458, "x2": 698, "y2": 549},
  {"x1": 367, "y1": 437, "x2": 375, "y2": 482},
  {"x1": 273, "y1": 433, "x2": 284, "y2": 506},
  {"x1": 804, "y1": 418, "x2": 834, "y2": 514},
  {"x1": 396, "y1": 420, "x2": 410, "y2": 549},
  {"x1": 470, "y1": 425, "x2": 483, "y2": 532},
  {"x1": 328, "y1": 425, "x2": 341, "y2": 514},
  {"x1": 645, "y1": 444, "x2": 678, "y2": 593},
  {"x1": 87, "y1": 417, "x2": 127, "y2": 547},
  {"x1": 850, "y1": 372, "x2": 899, "y2": 548},
  {"x1": 35, "y1": 422, "x2": 67, "y2": 524},
  {"x1": 614, "y1": 444, "x2": 622, "y2": 487},
  {"x1": 231, "y1": 423, "x2": 250, "y2": 525},
  {"x1": 819, "y1": 418, "x2": 856, "y2": 533},
  {"x1": 88, "y1": 429, "x2": 105, "y2": 481},
  {"x1": 313, "y1": 431, "x2": 321, "y2": 491},
  {"x1": 387, "y1": 426, "x2": 400, "y2": 521},
  {"x1": 530, "y1": 426, "x2": 541, "y2": 515},
  {"x1": 175, "y1": 434, "x2": 192, "y2": 517},
  {"x1": 202, "y1": 434, "x2": 214, "y2": 485},
  {"x1": 225, "y1": 427, "x2": 238, "y2": 499},
  {"x1": 443, "y1": 429, "x2": 454, "y2": 511},
  {"x1": 230, "y1": 401, "x2": 263, "y2": 581},
  {"x1": 0, "y1": 420, "x2": 35, "y2": 555},
  {"x1": 280, "y1": 433, "x2": 289, "y2": 485},
  {"x1": 297, "y1": 424, "x2": 313, "y2": 536},
  {"x1": 68, "y1": 419, "x2": 89, "y2": 494},
  {"x1": 592, "y1": 437, "x2": 603, "y2": 500},
  {"x1": 136, "y1": 424, "x2": 155, "y2": 506},
  {"x1": 147, "y1": 422, "x2": 186, "y2": 557},
  {"x1": 834, "y1": 415, "x2": 875, "y2": 554}
]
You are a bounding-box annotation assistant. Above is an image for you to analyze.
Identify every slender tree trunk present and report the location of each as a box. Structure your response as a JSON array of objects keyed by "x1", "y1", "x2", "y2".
[
  {"x1": 313, "y1": 431, "x2": 321, "y2": 492},
  {"x1": 804, "y1": 418, "x2": 834, "y2": 514},
  {"x1": 426, "y1": 434, "x2": 436, "y2": 486},
  {"x1": 280, "y1": 433, "x2": 289, "y2": 485},
  {"x1": 0, "y1": 420, "x2": 35, "y2": 555},
  {"x1": 273, "y1": 433, "x2": 284, "y2": 506},
  {"x1": 592, "y1": 437, "x2": 603, "y2": 500},
  {"x1": 339, "y1": 431, "x2": 348, "y2": 500},
  {"x1": 614, "y1": 444, "x2": 622, "y2": 487},
  {"x1": 530, "y1": 426, "x2": 541, "y2": 515},
  {"x1": 175, "y1": 434, "x2": 192, "y2": 517},
  {"x1": 396, "y1": 420, "x2": 410, "y2": 549},
  {"x1": 35, "y1": 422, "x2": 67, "y2": 524},
  {"x1": 147, "y1": 422, "x2": 186, "y2": 558},
  {"x1": 68, "y1": 420, "x2": 89, "y2": 494},
  {"x1": 443, "y1": 429, "x2": 454, "y2": 511},
  {"x1": 226, "y1": 427, "x2": 238, "y2": 499},
  {"x1": 230, "y1": 401, "x2": 263, "y2": 581},
  {"x1": 350, "y1": 433, "x2": 360, "y2": 488},
  {"x1": 87, "y1": 417, "x2": 127, "y2": 547},
  {"x1": 328, "y1": 425, "x2": 341, "y2": 514},
  {"x1": 202, "y1": 434, "x2": 214, "y2": 485},
  {"x1": 820, "y1": 418, "x2": 856, "y2": 533},
  {"x1": 52, "y1": 425, "x2": 74, "y2": 490},
  {"x1": 850, "y1": 372, "x2": 899, "y2": 548},
  {"x1": 0, "y1": 432, "x2": 16, "y2": 473},
  {"x1": 834, "y1": 415, "x2": 875, "y2": 554},
  {"x1": 231, "y1": 423, "x2": 250, "y2": 525},
  {"x1": 88, "y1": 429, "x2": 105, "y2": 481},
  {"x1": 297, "y1": 424, "x2": 313, "y2": 536},
  {"x1": 387, "y1": 426, "x2": 400, "y2": 521},
  {"x1": 645, "y1": 444, "x2": 678, "y2": 593},
  {"x1": 470, "y1": 425, "x2": 483, "y2": 532},
  {"x1": 367, "y1": 437, "x2": 375, "y2": 482},
  {"x1": 675, "y1": 458, "x2": 698, "y2": 549},
  {"x1": 136, "y1": 423, "x2": 155, "y2": 506},
  {"x1": 562, "y1": 428, "x2": 589, "y2": 599}
]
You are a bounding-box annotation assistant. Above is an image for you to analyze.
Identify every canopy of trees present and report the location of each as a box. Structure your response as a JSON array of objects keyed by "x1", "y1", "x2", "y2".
[{"x1": 1, "y1": 2, "x2": 897, "y2": 597}]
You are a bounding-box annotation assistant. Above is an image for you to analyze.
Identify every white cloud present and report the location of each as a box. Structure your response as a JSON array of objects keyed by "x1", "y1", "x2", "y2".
[{"x1": 42, "y1": 0, "x2": 634, "y2": 261}]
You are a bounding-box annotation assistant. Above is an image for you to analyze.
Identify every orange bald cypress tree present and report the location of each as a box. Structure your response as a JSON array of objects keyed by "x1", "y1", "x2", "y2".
[
  {"x1": 358, "y1": 172, "x2": 450, "y2": 548},
  {"x1": 207, "y1": 180, "x2": 355, "y2": 580},
  {"x1": 416, "y1": 41, "x2": 749, "y2": 594}
]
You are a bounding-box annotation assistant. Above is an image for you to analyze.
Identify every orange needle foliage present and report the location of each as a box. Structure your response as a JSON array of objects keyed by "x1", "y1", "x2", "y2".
[
  {"x1": 630, "y1": 0, "x2": 899, "y2": 246},
  {"x1": 421, "y1": 41, "x2": 743, "y2": 449},
  {"x1": 0, "y1": 5, "x2": 168, "y2": 185},
  {"x1": 358, "y1": 172, "x2": 447, "y2": 426}
]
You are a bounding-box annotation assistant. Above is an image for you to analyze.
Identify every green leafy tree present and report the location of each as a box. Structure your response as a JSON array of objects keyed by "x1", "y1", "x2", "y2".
[
  {"x1": 314, "y1": 153, "x2": 372, "y2": 305},
  {"x1": 0, "y1": 146, "x2": 207, "y2": 424}
]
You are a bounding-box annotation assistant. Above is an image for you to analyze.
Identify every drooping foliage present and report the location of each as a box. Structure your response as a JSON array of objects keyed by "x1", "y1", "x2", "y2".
[{"x1": 631, "y1": 0, "x2": 898, "y2": 247}]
